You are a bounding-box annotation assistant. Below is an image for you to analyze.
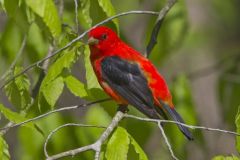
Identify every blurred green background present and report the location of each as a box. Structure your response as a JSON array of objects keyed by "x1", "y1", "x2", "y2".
[{"x1": 0, "y1": 0, "x2": 240, "y2": 160}]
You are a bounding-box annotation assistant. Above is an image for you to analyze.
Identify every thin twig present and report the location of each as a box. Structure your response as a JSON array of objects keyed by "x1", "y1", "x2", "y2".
[
  {"x1": 0, "y1": 122, "x2": 14, "y2": 135},
  {"x1": 44, "y1": 123, "x2": 106, "y2": 158},
  {"x1": 58, "y1": 0, "x2": 64, "y2": 22},
  {"x1": 32, "y1": 45, "x2": 54, "y2": 98},
  {"x1": 158, "y1": 122, "x2": 178, "y2": 160},
  {"x1": 0, "y1": 34, "x2": 27, "y2": 81},
  {"x1": 0, "y1": 98, "x2": 111, "y2": 133},
  {"x1": 44, "y1": 112, "x2": 240, "y2": 160},
  {"x1": 0, "y1": 10, "x2": 159, "y2": 90},
  {"x1": 124, "y1": 114, "x2": 240, "y2": 136},
  {"x1": 46, "y1": 111, "x2": 125, "y2": 160},
  {"x1": 73, "y1": 0, "x2": 80, "y2": 34},
  {"x1": 145, "y1": 0, "x2": 177, "y2": 57}
]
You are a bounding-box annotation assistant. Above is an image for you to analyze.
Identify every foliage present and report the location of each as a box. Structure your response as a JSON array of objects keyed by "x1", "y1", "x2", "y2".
[{"x1": 0, "y1": 0, "x2": 239, "y2": 159}]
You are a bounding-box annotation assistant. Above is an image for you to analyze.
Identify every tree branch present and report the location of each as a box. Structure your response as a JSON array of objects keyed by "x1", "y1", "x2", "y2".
[
  {"x1": 0, "y1": 10, "x2": 159, "y2": 90},
  {"x1": 124, "y1": 114, "x2": 240, "y2": 136},
  {"x1": 41, "y1": 111, "x2": 240, "y2": 160},
  {"x1": 44, "y1": 123, "x2": 106, "y2": 158},
  {"x1": 0, "y1": 98, "x2": 111, "y2": 133},
  {"x1": 145, "y1": 0, "x2": 177, "y2": 57},
  {"x1": 32, "y1": 45, "x2": 54, "y2": 98},
  {"x1": 73, "y1": 0, "x2": 80, "y2": 34},
  {"x1": 158, "y1": 122, "x2": 178, "y2": 160},
  {"x1": 46, "y1": 110, "x2": 125, "y2": 160}
]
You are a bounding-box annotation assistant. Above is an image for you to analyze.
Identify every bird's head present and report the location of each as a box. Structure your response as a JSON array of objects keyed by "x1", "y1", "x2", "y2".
[{"x1": 88, "y1": 26, "x2": 119, "y2": 52}]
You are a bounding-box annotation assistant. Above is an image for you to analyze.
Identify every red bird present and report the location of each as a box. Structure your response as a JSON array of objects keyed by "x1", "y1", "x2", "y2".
[{"x1": 88, "y1": 26, "x2": 193, "y2": 140}]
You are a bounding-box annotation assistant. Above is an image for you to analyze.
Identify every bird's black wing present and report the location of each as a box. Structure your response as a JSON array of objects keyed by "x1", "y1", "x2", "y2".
[{"x1": 101, "y1": 56, "x2": 159, "y2": 119}]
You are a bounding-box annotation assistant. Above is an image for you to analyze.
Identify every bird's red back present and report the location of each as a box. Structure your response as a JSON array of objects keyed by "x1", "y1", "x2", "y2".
[{"x1": 88, "y1": 26, "x2": 173, "y2": 108}]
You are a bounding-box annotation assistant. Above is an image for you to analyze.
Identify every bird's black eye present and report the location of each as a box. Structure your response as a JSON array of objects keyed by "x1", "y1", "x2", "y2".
[{"x1": 101, "y1": 33, "x2": 107, "y2": 40}]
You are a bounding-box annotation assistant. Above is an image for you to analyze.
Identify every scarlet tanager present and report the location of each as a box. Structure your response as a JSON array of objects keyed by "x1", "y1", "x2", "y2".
[{"x1": 88, "y1": 26, "x2": 193, "y2": 140}]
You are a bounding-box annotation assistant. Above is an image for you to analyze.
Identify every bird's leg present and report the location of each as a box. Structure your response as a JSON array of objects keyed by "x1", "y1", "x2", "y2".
[{"x1": 117, "y1": 104, "x2": 129, "y2": 113}]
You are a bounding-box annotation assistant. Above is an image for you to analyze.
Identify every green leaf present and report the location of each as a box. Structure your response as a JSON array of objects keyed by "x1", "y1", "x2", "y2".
[
  {"x1": 148, "y1": 0, "x2": 188, "y2": 65},
  {"x1": 78, "y1": 0, "x2": 92, "y2": 29},
  {"x1": 129, "y1": 136, "x2": 148, "y2": 160},
  {"x1": 26, "y1": 23, "x2": 48, "y2": 61},
  {"x1": 0, "y1": 19, "x2": 23, "y2": 62},
  {"x1": 39, "y1": 49, "x2": 80, "y2": 110},
  {"x1": 212, "y1": 155, "x2": 240, "y2": 160},
  {"x1": 41, "y1": 51, "x2": 77, "y2": 86},
  {"x1": 25, "y1": 0, "x2": 61, "y2": 38},
  {"x1": 84, "y1": 46, "x2": 101, "y2": 90},
  {"x1": 0, "y1": 135, "x2": 10, "y2": 160},
  {"x1": 64, "y1": 75, "x2": 88, "y2": 98},
  {"x1": 42, "y1": 76, "x2": 64, "y2": 107},
  {"x1": 17, "y1": 113, "x2": 72, "y2": 160},
  {"x1": 97, "y1": 0, "x2": 119, "y2": 32},
  {"x1": 0, "y1": 104, "x2": 34, "y2": 129},
  {"x1": 235, "y1": 106, "x2": 240, "y2": 153},
  {"x1": 106, "y1": 127, "x2": 130, "y2": 160},
  {"x1": 4, "y1": 0, "x2": 29, "y2": 32},
  {"x1": 4, "y1": 67, "x2": 32, "y2": 110},
  {"x1": 0, "y1": 0, "x2": 5, "y2": 10}
]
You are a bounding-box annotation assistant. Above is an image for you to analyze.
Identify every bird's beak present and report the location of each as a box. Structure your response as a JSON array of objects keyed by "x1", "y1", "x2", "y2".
[{"x1": 87, "y1": 37, "x2": 99, "y2": 45}]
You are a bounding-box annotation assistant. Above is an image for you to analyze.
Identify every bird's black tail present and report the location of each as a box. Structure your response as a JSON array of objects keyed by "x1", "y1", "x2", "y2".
[{"x1": 160, "y1": 102, "x2": 194, "y2": 141}]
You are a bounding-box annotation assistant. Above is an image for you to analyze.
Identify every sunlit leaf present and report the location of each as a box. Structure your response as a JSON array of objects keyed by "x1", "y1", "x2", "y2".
[
  {"x1": 98, "y1": 0, "x2": 119, "y2": 32},
  {"x1": 25, "y1": 0, "x2": 61, "y2": 38},
  {"x1": 0, "y1": 104, "x2": 34, "y2": 129},
  {"x1": 65, "y1": 75, "x2": 88, "y2": 98},
  {"x1": 78, "y1": 0, "x2": 92, "y2": 29},
  {"x1": 106, "y1": 127, "x2": 130, "y2": 160},
  {"x1": 0, "y1": 0, "x2": 5, "y2": 10},
  {"x1": 4, "y1": 67, "x2": 32, "y2": 110},
  {"x1": 212, "y1": 155, "x2": 240, "y2": 160},
  {"x1": 38, "y1": 49, "x2": 80, "y2": 110},
  {"x1": 235, "y1": 106, "x2": 240, "y2": 153},
  {"x1": 41, "y1": 51, "x2": 77, "y2": 86},
  {"x1": 0, "y1": 19, "x2": 23, "y2": 62},
  {"x1": 18, "y1": 113, "x2": 73, "y2": 160},
  {"x1": 0, "y1": 135, "x2": 10, "y2": 160},
  {"x1": 4, "y1": 0, "x2": 29, "y2": 32},
  {"x1": 26, "y1": 23, "x2": 48, "y2": 61},
  {"x1": 129, "y1": 135, "x2": 148, "y2": 160},
  {"x1": 83, "y1": 46, "x2": 101, "y2": 90},
  {"x1": 42, "y1": 76, "x2": 64, "y2": 108}
]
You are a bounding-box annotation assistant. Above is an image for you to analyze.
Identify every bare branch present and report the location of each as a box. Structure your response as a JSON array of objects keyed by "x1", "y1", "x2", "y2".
[
  {"x1": 56, "y1": 0, "x2": 64, "y2": 22},
  {"x1": 46, "y1": 111, "x2": 125, "y2": 160},
  {"x1": 0, "y1": 98, "x2": 111, "y2": 133},
  {"x1": 0, "y1": 10, "x2": 159, "y2": 90},
  {"x1": 44, "y1": 123, "x2": 106, "y2": 158},
  {"x1": 73, "y1": 0, "x2": 80, "y2": 34},
  {"x1": 124, "y1": 114, "x2": 240, "y2": 136},
  {"x1": 145, "y1": 0, "x2": 177, "y2": 57},
  {"x1": 0, "y1": 122, "x2": 14, "y2": 135},
  {"x1": 158, "y1": 122, "x2": 178, "y2": 160},
  {"x1": 32, "y1": 45, "x2": 54, "y2": 98},
  {"x1": 44, "y1": 110, "x2": 240, "y2": 160}
]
